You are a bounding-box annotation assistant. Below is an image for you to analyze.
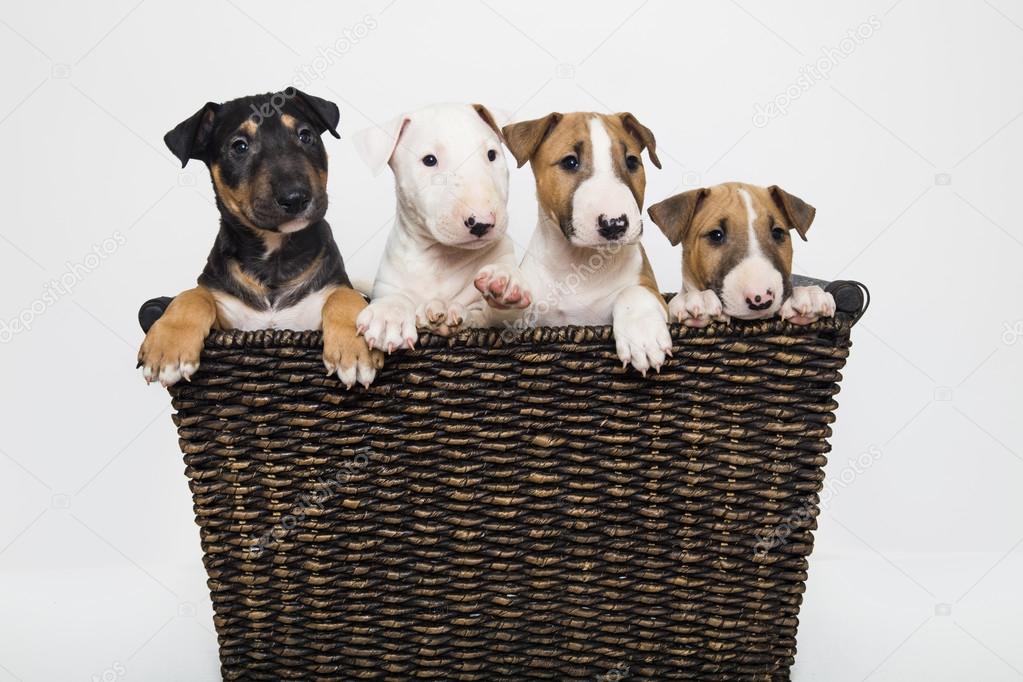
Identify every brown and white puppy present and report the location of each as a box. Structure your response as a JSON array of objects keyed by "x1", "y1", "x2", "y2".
[
  {"x1": 647, "y1": 182, "x2": 835, "y2": 326},
  {"x1": 138, "y1": 90, "x2": 383, "y2": 388},
  {"x1": 500, "y1": 112, "x2": 670, "y2": 374}
]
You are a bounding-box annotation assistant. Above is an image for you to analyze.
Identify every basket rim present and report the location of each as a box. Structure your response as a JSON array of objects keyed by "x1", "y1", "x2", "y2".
[{"x1": 200, "y1": 312, "x2": 857, "y2": 350}]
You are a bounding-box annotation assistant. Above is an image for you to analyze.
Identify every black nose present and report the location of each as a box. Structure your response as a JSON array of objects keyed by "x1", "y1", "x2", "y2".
[
  {"x1": 598, "y1": 214, "x2": 628, "y2": 240},
  {"x1": 465, "y1": 216, "x2": 494, "y2": 238},
  {"x1": 276, "y1": 189, "x2": 311, "y2": 215}
]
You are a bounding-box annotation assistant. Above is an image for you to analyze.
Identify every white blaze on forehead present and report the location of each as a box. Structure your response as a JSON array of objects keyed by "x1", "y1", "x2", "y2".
[
  {"x1": 588, "y1": 116, "x2": 614, "y2": 178},
  {"x1": 719, "y1": 186, "x2": 783, "y2": 318},
  {"x1": 568, "y1": 117, "x2": 643, "y2": 246},
  {"x1": 737, "y1": 187, "x2": 763, "y2": 257}
]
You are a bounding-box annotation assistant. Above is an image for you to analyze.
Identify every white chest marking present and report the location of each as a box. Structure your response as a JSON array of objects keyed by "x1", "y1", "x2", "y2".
[{"x1": 215, "y1": 287, "x2": 330, "y2": 331}]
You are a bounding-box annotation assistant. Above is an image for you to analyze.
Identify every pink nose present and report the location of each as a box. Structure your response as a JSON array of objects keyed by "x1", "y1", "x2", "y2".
[{"x1": 745, "y1": 288, "x2": 775, "y2": 311}]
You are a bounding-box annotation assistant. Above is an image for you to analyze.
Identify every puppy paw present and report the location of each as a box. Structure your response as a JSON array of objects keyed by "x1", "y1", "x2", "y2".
[
  {"x1": 474, "y1": 264, "x2": 532, "y2": 310},
  {"x1": 137, "y1": 319, "x2": 204, "y2": 387},
  {"x1": 780, "y1": 285, "x2": 835, "y2": 325},
  {"x1": 324, "y1": 321, "x2": 384, "y2": 389},
  {"x1": 614, "y1": 314, "x2": 672, "y2": 376},
  {"x1": 668, "y1": 290, "x2": 728, "y2": 328},
  {"x1": 416, "y1": 299, "x2": 468, "y2": 336},
  {"x1": 356, "y1": 300, "x2": 417, "y2": 353}
]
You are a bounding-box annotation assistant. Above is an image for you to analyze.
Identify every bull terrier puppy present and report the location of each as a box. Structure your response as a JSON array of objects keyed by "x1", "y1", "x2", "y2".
[
  {"x1": 647, "y1": 182, "x2": 835, "y2": 326},
  {"x1": 353, "y1": 103, "x2": 530, "y2": 351},
  {"x1": 500, "y1": 112, "x2": 670, "y2": 375}
]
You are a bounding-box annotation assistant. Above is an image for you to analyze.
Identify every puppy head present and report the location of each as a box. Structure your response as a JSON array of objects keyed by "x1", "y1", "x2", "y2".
[
  {"x1": 503, "y1": 112, "x2": 661, "y2": 248},
  {"x1": 648, "y1": 182, "x2": 816, "y2": 319},
  {"x1": 354, "y1": 103, "x2": 509, "y2": 249},
  {"x1": 164, "y1": 88, "x2": 340, "y2": 234}
]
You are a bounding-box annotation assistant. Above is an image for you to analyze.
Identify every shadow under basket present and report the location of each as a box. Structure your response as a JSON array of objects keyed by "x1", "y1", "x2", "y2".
[{"x1": 147, "y1": 278, "x2": 868, "y2": 681}]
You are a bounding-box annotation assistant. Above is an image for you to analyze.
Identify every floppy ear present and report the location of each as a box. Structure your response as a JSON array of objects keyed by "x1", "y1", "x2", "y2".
[
  {"x1": 164, "y1": 102, "x2": 220, "y2": 168},
  {"x1": 647, "y1": 188, "x2": 709, "y2": 246},
  {"x1": 501, "y1": 113, "x2": 562, "y2": 168},
  {"x1": 352, "y1": 114, "x2": 410, "y2": 176},
  {"x1": 619, "y1": 112, "x2": 661, "y2": 169},
  {"x1": 472, "y1": 104, "x2": 506, "y2": 143},
  {"x1": 768, "y1": 185, "x2": 816, "y2": 241},
  {"x1": 289, "y1": 88, "x2": 340, "y2": 138}
]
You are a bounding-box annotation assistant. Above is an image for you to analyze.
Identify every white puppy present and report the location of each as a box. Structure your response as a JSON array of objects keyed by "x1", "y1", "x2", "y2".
[
  {"x1": 499, "y1": 112, "x2": 671, "y2": 374},
  {"x1": 353, "y1": 103, "x2": 530, "y2": 351}
]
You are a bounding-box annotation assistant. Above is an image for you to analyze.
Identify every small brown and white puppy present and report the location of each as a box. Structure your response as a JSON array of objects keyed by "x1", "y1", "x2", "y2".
[
  {"x1": 501, "y1": 112, "x2": 671, "y2": 374},
  {"x1": 137, "y1": 90, "x2": 383, "y2": 388},
  {"x1": 647, "y1": 182, "x2": 835, "y2": 326}
]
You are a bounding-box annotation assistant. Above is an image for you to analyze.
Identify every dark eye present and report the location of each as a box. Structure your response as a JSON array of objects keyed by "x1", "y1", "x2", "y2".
[
  {"x1": 422, "y1": 154, "x2": 437, "y2": 167},
  {"x1": 230, "y1": 139, "x2": 249, "y2": 154},
  {"x1": 625, "y1": 155, "x2": 640, "y2": 171},
  {"x1": 487, "y1": 149, "x2": 497, "y2": 162},
  {"x1": 772, "y1": 226, "x2": 787, "y2": 242},
  {"x1": 298, "y1": 128, "x2": 314, "y2": 144},
  {"x1": 707, "y1": 228, "x2": 725, "y2": 244},
  {"x1": 560, "y1": 155, "x2": 579, "y2": 171}
]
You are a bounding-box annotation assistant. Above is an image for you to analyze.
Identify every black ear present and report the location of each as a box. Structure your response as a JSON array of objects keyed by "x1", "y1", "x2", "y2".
[
  {"x1": 289, "y1": 88, "x2": 340, "y2": 139},
  {"x1": 164, "y1": 102, "x2": 220, "y2": 168}
]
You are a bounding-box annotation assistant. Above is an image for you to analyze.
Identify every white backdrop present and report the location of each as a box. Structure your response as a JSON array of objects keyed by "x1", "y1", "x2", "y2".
[{"x1": 1, "y1": 1, "x2": 1021, "y2": 680}]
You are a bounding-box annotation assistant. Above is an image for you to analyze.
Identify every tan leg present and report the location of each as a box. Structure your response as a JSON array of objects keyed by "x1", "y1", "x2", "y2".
[
  {"x1": 138, "y1": 286, "x2": 218, "y2": 386},
  {"x1": 322, "y1": 286, "x2": 385, "y2": 388}
]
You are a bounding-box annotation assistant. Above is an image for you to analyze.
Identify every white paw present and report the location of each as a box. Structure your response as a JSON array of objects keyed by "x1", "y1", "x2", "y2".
[
  {"x1": 614, "y1": 314, "x2": 672, "y2": 376},
  {"x1": 668, "y1": 290, "x2": 728, "y2": 328},
  {"x1": 356, "y1": 300, "x2": 417, "y2": 353},
  {"x1": 333, "y1": 357, "x2": 379, "y2": 390},
  {"x1": 141, "y1": 360, "x2": 198, "y2": 387},
  {"x1": 474, "y1": 264, "x2": 532, "y2": 310},
  {"x1": 416, "y1": 299, "x2": 468, "y2": 336},
  {"x1": 780, "y1": 285, "x2": 835, "y2": 325}
]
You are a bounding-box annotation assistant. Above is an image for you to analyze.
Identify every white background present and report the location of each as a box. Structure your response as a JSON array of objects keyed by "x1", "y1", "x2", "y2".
[{"x1": 1, "y1": 1, "x2": 1021, "y2": 680}]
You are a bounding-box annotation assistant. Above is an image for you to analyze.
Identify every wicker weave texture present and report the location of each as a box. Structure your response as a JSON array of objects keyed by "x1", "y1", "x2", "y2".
[{"x1": 169, "y1": 317, "x2": 855, "y2": 681}]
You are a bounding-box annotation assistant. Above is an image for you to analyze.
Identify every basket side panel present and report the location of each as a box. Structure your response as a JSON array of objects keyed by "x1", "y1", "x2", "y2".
[{"x1": 171, "y1": 324, "x2": 851, "y2": 681}]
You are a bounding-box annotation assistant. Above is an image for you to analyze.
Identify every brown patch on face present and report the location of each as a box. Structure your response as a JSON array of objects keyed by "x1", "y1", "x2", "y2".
[
  {"x1": 504, "y1": 112, "x2": 660, "y2": 239},
  {"x1": 239, "y1": 119, "x2": 257, "y2": 136},
  {"x1": 280, "y1": 114, "x2": 297, "y2": 130},
  {"x1": 649, "y1": 183, "x2": 803, "y2": 294},
  {"x1": 211, "y1": 163, "x2": 260, "y2": 229}
]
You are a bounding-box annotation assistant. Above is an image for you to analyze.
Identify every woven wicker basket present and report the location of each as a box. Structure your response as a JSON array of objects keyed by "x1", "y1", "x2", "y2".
[{"x1": 144, "y1": 278, "x2": 867, "y2": 681}]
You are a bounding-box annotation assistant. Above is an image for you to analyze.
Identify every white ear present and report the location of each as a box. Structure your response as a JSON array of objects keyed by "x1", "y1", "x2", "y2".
[{"x1": 352, "y1": 115, "x2": 410, "y2": 177}]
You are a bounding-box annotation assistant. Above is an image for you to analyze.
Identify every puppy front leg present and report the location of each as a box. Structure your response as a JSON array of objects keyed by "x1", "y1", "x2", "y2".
[
  {"x1": 138, "y1": 286, "x2": 218, "y2": 386},
  {"x1": 356, "y1": 293, "x2": 418, "y2": 352},
  {"x1": 474, "y1": 262, "x2": 533, "y2": 311},
  {"x1": 780, "y1": 285, "x2": 836, "y2": 325},
  {"x1": 668, "y1": 289, "x2": 729, "y2": 328},
  {"x1": 612, "y1": 286, "x2": 672, "y2": 376},
  {"x1": 322, "y1": 287, "x2": 385, "y2": 389}
]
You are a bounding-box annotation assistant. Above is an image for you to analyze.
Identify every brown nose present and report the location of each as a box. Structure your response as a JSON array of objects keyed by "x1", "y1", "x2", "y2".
[{"x1": 745, "y1": 289, "x2": 775, "y2": 311}]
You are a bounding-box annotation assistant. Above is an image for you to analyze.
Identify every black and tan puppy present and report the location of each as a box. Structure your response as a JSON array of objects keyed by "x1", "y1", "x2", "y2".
[{"x1": 138, "y1": 89, "x2": 383, "y2": 388}]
